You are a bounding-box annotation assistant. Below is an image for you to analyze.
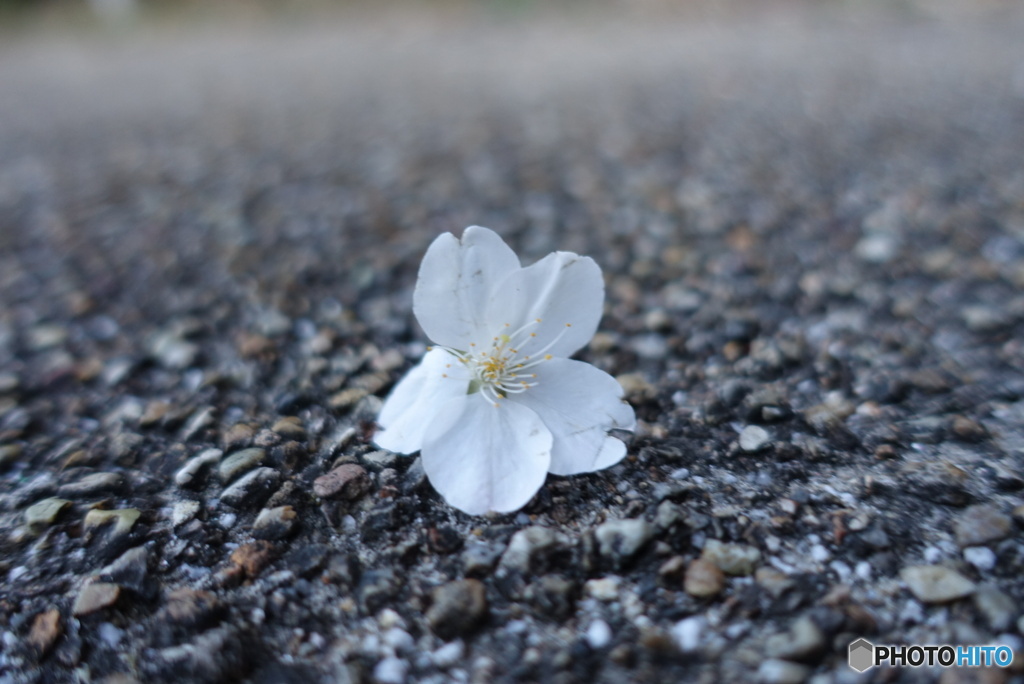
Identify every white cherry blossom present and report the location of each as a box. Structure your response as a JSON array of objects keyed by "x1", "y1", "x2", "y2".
[{"x1": 375, "y1": 226, "x2": 635, "y2": 515}]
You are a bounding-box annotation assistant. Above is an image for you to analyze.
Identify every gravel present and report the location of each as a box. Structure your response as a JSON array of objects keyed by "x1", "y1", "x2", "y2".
[{"x1": 1, "y1": 2, "x2": 1023, "y2": 682}]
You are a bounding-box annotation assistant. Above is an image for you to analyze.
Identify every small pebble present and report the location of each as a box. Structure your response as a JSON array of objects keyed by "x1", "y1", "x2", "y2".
[
  {"x1": 426, "y1": 579, "x2": 488, "y2": 640},
  {"x1": 962, "y1": 546, "x2": 997, "y2": 571},
  {"x1": 739, "y1": 425, "x2": 772, "y2": 453},
  {"x1": 175, "y1": 449, "x2": 222, "y2": 488},
  {"x1": 953, "y1": 505, "x2": 1012, "y2": 548},
  {"x1": 373, "y1": 656, "x2": 408, "y2": 684},
  {"x1": 584, "y1": 576, "x2": 621, "y2": 601},
  {"x1": 594, "y1": 518, "x2": 654, "y2": 565},
  {"x1": 218, "y1": 448, "x2": 266, "y2": 483},
  {"x1": 670, "y1": 616, "x2": 705, "y2": 653},
  {"x1": 432, "y1": 640, "x2": 465, "y2": 668},
  {"x1": 702, "y1": 540, "x2": 761, "y2": 576},
  {"x1": 684, "y1": 559, "x2": 725, "y2": 598},
  {"x1": 757, "y1": 659, "x2": 811, "y2": 684},
  {"x1": 585, "y1": 620, "x2": 613, "y2": 649},
  {"x1": 313, "y1": 463, "x2": 370, "y2": 501},
  {"x1": 73, "y1": 582, "x2": 121, "y2": 616},
  {"x1": 900, "y1": 565, "x2": 977, "y2": 603}
]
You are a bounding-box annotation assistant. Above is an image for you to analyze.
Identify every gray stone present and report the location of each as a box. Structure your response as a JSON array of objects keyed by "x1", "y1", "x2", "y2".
[
  {"x1": 755, "y1": 568, "x2": 795, "y2": 598},
  {"x1": 953, "y1": 505, "x2": 1012, "y2": 548},
  {"x1": 962, "y1": 305, "x2": 1012, "y2": 333},
  {"x1": 739, "y1": 425, "x2": 772, "y2": 453},
  {"x1": 972, "y1": 585, "x2": 1018, "y2": 632},
  {"x1": 218, "y1": 448, "x2": 266, "y2": 483},
  {"x1": 360, "y1": 450, "x2": 399, "y2": 471},
  {"x1": 763, "y1": 616, "x2": 825, "y2": 662},
  {"x1": 73, "y1": 582, "x2": 121, "y2": 616},
  {"x1": 179, "y1": 407, "x2": 216, "y2": 442},
  {"x1": 97, "y1": 546, "x2": 149, "y2": 593},
  {"x1": 175, "y1": 448, "x2": 222, "y2": 488},
  {"x1": 149, "y1": 332, "x2": 198, "y2": 369},
  {"x1": 58, "y1": 472, "x2": 126, "y2": 499},
  {"x1": 499, "y1": 527, "x2": 568, "y2": 574},
  {"x1": 702, "y1": 540, "x2": 761, "y2": 576},
  {"x1": 220, "y1": 467, "x2": 280, "y2": 509},
  {"x1": 900, "y1": 565, "x2": 976, "y2": 603},
  {"x1": 427, "y1": 580, "x2": 488, "y2": 640},
  {"x1": 253, "y1": 506, "x2": 297, "y2": 540},
  {"x1": 594, "y1": 518, "x2": 654, "y2": 565},
  {"x1": 462, "y1": 541, "x2": 504, "y2": 577}
]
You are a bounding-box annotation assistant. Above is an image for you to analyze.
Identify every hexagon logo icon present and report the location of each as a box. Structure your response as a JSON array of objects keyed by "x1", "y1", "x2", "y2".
[{"x1": 848, "y1": 638, "x2": 874, "y2": 673}]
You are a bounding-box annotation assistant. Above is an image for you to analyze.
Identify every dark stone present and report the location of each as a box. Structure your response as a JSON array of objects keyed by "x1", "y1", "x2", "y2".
[{"x1": 426, "y1": 579, "x2": 488, "y2": 640}]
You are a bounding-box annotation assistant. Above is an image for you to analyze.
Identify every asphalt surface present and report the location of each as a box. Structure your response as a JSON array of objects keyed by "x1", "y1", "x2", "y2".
[{"x1": 1, "y1": 3, "x2": 1024, "y2": 683}]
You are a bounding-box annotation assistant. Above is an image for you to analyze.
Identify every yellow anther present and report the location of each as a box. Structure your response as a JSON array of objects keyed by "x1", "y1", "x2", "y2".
[
  {"x1": 565, "y1": 323, "x2": 572, "y2": 327},
  {"x1": 535, "y1": 318, "x2": 542, "y2": 323},
  {"x1": 544, "y1": 354, "x2": 552, "y2": 360},
  {"x1": 442, "y1": 373, "x2": 448, "y2": 378},
  {"x1": 530, "y1": 333, "x2": 537, "y2": 337}
]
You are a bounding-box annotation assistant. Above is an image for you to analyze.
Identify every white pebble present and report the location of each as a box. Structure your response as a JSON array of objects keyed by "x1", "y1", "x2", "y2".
[
  {"x1": 855, "y1": 561, "x2": 872, "y2": 581},
  {"x1": 432, "y1": 640, "x2": 465, "y2": 669},
  {"x1": 810, "y1": 544, "x2": 831, "y2": 563},
  {"x1": 383, "y1": 628, "x2": 414, "y2": 653},
  {"x1": 584, "y1": 576, "x2": 621, "y2": 601},
  {"x1": 97, "y1": 622, "x2": 123, "y2": 648},
  {"x1": 585, "y1": 620, "x2": 612, "y2": 649},
  {"x1": 373, "y1": 656, "x2": 408, "y2": 684},
  {"x1": 963, "y1": 546, "x2": 997, "y2": 571},
  {"x1": 671, "y1": 616, "x2": 706, "y2": 653}
]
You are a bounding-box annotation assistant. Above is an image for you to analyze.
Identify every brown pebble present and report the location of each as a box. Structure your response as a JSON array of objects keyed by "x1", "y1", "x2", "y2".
[
  {"x1": 162, "y1": 588, "x2": 220, "y2": 628},
  {"x1": 426, "y1": 579, "x2": 488, "y2": 640},
  {"x1": 951, "y1": 415, "x2": 987, "y2": 442},
  {"x1": 314, "y1": 463, "x2": 371, "y2": 501},
  {"x1": 27, "y1": 609, "x2": 62, "y2": 656},
  {"x1": 230, "y1": 540, "x2": 278, "y2": 578},
  {"x1": 222, "y1": 423, "x2": 256, "y2": 450},
  {"x1": 73, "y1": 582, "x2": 121, "y2": 616},
  {"x1": 684, "y1": 558, "x2": 725, "y2": 598},
  {"x1": 328, "y1": 388, "x2": 369, "y2": 410},
  {"x1": 874, "y1": 444, "x2": 898, "y2": 459}
]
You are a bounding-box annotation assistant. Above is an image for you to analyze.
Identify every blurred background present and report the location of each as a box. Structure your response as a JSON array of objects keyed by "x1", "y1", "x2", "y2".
[{"x1": 0, "y1": 0, "x2": 1022, "y2": 400}]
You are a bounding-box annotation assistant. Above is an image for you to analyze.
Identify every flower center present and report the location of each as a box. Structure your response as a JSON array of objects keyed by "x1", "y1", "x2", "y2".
[{"x1": 434, "y1": 318, "x2": 572, "y2": 407}]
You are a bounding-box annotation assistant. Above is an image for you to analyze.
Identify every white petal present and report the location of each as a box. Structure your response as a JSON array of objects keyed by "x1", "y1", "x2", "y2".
[
  {"x1": 511, "y1": 358, "x2": 634, "y2": 476},
  {"x1": 374, "y1": 348, "x2": 472, "y2": 455},
  {"x1": 420, "y1": 396, "x2": 552, "y2": 515},
  {"x1": 413, "y1": 226, "x2": 521, "y2": 350},
  {"x1": 489, "y1": 251, "x2": 604, "y2": 359}
]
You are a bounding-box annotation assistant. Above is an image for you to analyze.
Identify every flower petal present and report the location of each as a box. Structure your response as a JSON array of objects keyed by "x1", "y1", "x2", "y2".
[
  {"x1": 421, "y1": 396, "x2": 552, "y2": 515},
  {"x1": 374, "y1": 348, "x2": 473, "y2": 455},
  {"x1": 413, "y1": 226, "x2": 521, "y2": 350},
  {"x1": 511, "y1": 358, "x2": 634, "y2": 476},
  {"x1": 489, "y1": 251, "x2": 604, "y2": 359}
]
